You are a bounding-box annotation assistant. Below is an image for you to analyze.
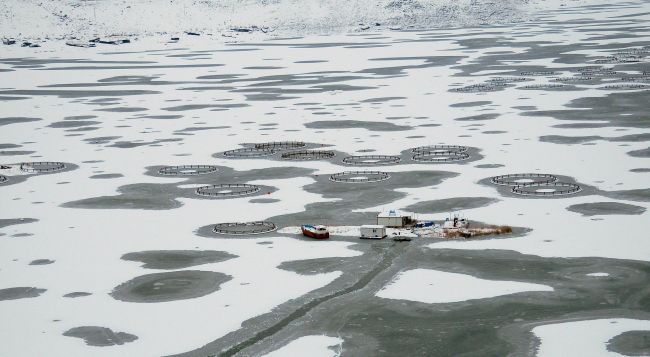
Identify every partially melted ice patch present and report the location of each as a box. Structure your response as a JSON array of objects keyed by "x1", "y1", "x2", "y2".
[
  {"x1": 263, "y1": 335, "x2": 343, "y2": 357},
  {"x1": 377, "y1": 268, "x2": 553, "y2": 304}
]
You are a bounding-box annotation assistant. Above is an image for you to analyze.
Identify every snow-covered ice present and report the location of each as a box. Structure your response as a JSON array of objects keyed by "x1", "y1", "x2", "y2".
[{"x1": 377, "y1": 269, "x2": 553, "y2": 304}]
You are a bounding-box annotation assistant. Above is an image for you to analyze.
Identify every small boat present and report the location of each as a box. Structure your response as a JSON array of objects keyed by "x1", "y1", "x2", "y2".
[
  {"x1": 393, "y1": 237, "x2": 412, "y2": 242},
  {"x1": 301, "y1": 225, "x2": 330, "y2": 239}
]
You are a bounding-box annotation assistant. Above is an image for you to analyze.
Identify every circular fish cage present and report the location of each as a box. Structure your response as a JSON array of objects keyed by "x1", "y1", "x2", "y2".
[
  {"x1": 281, "y1": 150, "x2": 335, "y2": 161},
  {"x1": 158, "y1": 165, "x2": 218, "y2": 176},
  {"x1": 223, "y1": 148, "x2": 276, "y2": 158},
  {"x1": 411, "y1": 151, "x2": 470, "y2": 163},
  {"x1": 329, "y1": 171, "x2": 390, "y2": 183},
  {"x1": 20, "y1": 161, "x2": 66, "y2": 173},
  {"x1": 511, "y1": 182, "x2": 581, "y2": 196},
  {"x1": 213, "y1": 221, "x2": 277, "y2": 235},
  {"x1": 411, "y1": 145, "x2": 468, "y2": 154},
  {"x1": 491, "y1": 173, "x2": 558, "y2": 186},
  {"x1": 0, "y1": 174, "x2": 7, "y2": 184},
  {"x1": 254, "y1": 141, "x2": 306, "y2": 151},
  {"x1": 342, "y1": 155, "x2": 401, "y2": 166},
  {"x1": 196, "y1": 183, "x2": 260, "y2": 197}
]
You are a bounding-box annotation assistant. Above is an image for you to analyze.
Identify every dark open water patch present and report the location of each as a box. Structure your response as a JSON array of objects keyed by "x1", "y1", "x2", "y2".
[
  {"x1": 605, "y1": 188, "x2": 650, "y2": 202},
  {"x1": 0, "y1": 89, "x2": 161, "y2": 98},
  {"x1": 63, "y1": 326, "x2": 138, "y2": 347},
  {"x1": 456, "y1": 113, "x2": 499, "y2": 121},
  {"x1": 450, "y1": 101, "x2": 492, "y2": 108},
  {"x1": 0, "y1": 150, "x2": 36, "y2": 156},
  {"x1": 278, "y1": 257, "x2": 350, "y2": 275},
  {"x1": 29, "y1": 259, "x2": 54, "y2": 265},
  {"x1": 0, "y1": 218, "x2": 38, "y2": 229},
  {"x1": 0, "y1": 144, "x2": 22, "y2": 149},
  {"x1": 122, "y1": 250, "x2": 237, "y2": 269},
  {"x1": 48, "y1": 120, "x2": 101, "y2": 128},
  {"x1": 567, "y1": 202, "x2": 646, "y2": 216},
  {"x1": 0, "y1": 287, "x2": 46, "y2": 300},
  {"x1": 475, "y1": 164, "x2": 504, "y2": 168},
  {"x1": 304, "y1": 120, "x2": 412, "y2": 132},
  {"x1": 62, "y1": 166, "x2": 310, "y2": 210},
  {"x1": 110, "y1": 270, "x2": 231, "y2": 303},
  {"x1": 608, "y1": 330, "x2": 650, "y2": 356},
  {"x1": 405, "y1": 197, "x2": 500, "y2": 214},
  {"x1": 0, "y1": 117, "x2": 41, "y2": 126},
  {"x1": 524, "y1": 91, "x2": 650, "y2": 129},
  {"x1": 64, "y1": 292, "x2": 92, "y2": 298},
  {"x1": 90, "y1": 173, "x2": 123, "y2": 179},
  {"x1": 628, "y1": 147, "x2": 650, "y2": 158},
  {"x1": 540, "y1": 133, "x2": 650, "y2": 145},
  {"x1": 631, "y1": 168, "x2": 650, "y2": 173},
  {"x1": 95, "y1": 107, "x2": 148, "y2": 113},
  {"x1": 250, "y1": 198, "x2": 280, "y2": 203}
]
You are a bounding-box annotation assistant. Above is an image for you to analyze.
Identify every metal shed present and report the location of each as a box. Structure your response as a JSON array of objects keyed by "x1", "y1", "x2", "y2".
[
  {"x1": 377, "y1": 210, "x2": 412, "y2": 228},
  {"x1": 360, "y1": 225, "x2": 387, "y2": 239}
]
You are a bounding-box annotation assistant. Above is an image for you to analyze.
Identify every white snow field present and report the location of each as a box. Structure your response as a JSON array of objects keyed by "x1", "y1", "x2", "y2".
[
  {"x1": 1, "y1": 0, "x2": 650, "y2": 356},
  {"x1": 534, "y1": 319, "x2": 650, "y2": 357},
  {"x1": 263, "y1": 335, "x2": 342, "y2": 357},
  {"x1": 376, "y1": 269, "x2": 553, "y2": 304}
]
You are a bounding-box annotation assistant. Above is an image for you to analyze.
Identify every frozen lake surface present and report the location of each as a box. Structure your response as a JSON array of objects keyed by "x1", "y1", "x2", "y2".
[{"x1": 2, "y1": 0, "x2": 650, "y2": 356}]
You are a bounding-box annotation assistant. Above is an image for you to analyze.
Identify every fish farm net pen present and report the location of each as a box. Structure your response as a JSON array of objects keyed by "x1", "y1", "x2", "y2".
[
  {"x1": 158, "y1": 165, "x2": 218, "y2": 176},
  {"x1": 0, "y1": 175, "x2": 7, "y2": 184},
  {"x1": 20, "y1": 162, "x2": 66, "y2": 173},
  {"x1": 342, "y1": 155, "x2": 401, "y2": 166},
  {"x1": 254, "y1": 141, "x2": 306, "y2": 151},
  {"x1": 329, "y1": 171, "x2": 391, "y2": 183},
  {"x1": 411, "y1": 152, "x2": 470, "y2": 162},
  {"x1": 411, "y1": 145, "x2": 468, "y2": 154},
  {"x1": 213, "y1": 221, "x2": 277, "y2": 235},
  {"x1": 511, "y1": 182, "x2": 582, "y2": 196},
  {"x1": 195, "y1": 184, "x2": 261, "y2": 197},
  {"x1": 490, "y1": 173, "x2": 558, "y2": 186},
  {"x1": 281, "y1": 150, "x2": 336, "y2": 161},
  {"x1": 223, "y1": 147, "x2": 276, "y2": 158}
]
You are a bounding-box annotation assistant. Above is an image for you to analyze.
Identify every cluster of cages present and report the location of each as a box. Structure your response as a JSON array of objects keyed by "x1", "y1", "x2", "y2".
[
  {"x1": 521, "y1": 83, "x2": 567, "y2": 90},
  {"x1": 329, "y1": 171, "x2": 391, "y2": 183},
  {"x1": 213, "y1": 221, "x2": 277, "y2": 235},
  {"x1": 600, "y1": 84, "x2": 649, "y2": 90},
  {"x1": 491, "y1": 173, "x2": 581, "y2": 196},
  {"x1": 158, "y1": 165, "x2": 218, "y2": 176},
  {"x1": 452, "y1": 82, "x2": 507, "y2": 93},
  {"x1": 487, "y1": 77, "x2": 531, "y2": 83},
  {"x1": 613, "y1": 47, "x2": 650, "y2": 56},
  {"x1": 223, "y1": 142, "x2": 341, "y2": 160},
  {"x1": 411, "y1": 145, "x2": 470, "y2": 162},
  {"x1": 620, "y1": 75, "x2": 650, "y2": 82},
  {"x1": 20, "y1": 162, "x2": 66, "y2": 173},
  {"x1": 595, "y1": 55, "x2": 645, "y2": 64},
  {"x1": 553, "y1": 76, "x2": 594, "y2": 82},
  {"x1": 520, "y1": 71, "x2": 558, "y2": 76},
  {"x1": 195, "y1": 183, "x2": 260, "y2": 197}
]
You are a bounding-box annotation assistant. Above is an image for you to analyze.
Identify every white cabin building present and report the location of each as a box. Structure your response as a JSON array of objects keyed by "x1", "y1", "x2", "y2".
[
  {"x1": 377, "y1": 210, "x2": 412, "y2": 228},
  {"x1": 360, "y1": 225, "x2": 387, "y2": 239}
]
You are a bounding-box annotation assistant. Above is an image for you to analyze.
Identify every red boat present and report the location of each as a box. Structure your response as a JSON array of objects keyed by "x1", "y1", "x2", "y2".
[{"x1": 301, "y1": 225, "x2": 330, "y2": 239}]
